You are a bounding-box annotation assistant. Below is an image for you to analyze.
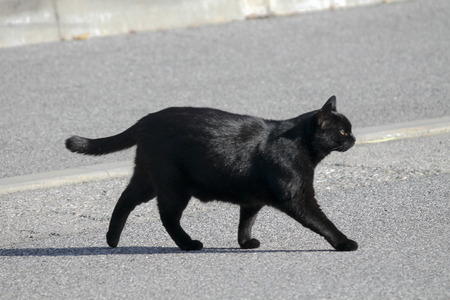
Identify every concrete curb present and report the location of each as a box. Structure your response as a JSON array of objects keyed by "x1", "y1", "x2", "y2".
[
  {"x1": 0, "y1": 161, "x2": 133, "y2": 195},
  {"x1": 0, "y1": 116, "x2": 449, "y2": 195},
  {"x1": 353, "y1": 116, "x2": 450, "y2": 144},
  {"x1": 0, "y1": 0, "x2": 408, "y2": 48}
]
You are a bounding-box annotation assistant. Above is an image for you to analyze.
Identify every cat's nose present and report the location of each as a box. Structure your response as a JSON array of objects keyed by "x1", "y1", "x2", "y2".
[
  {"x1": 345, "y1": 133, "x2": 355, "y2": 151},
  {"x1": 350, "y1": 132, "x2": 355, "y2": 142}
]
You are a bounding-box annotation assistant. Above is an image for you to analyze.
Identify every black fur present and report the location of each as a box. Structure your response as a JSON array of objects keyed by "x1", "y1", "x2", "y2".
[{"x1": 66, "y1": 96, "x2": 358, "y2": 251}]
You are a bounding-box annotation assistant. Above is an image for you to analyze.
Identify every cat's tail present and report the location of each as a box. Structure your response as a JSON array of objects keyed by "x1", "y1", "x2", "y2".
[{"x1": 65, "y1": 123, "x2": 138, "y2": 156}]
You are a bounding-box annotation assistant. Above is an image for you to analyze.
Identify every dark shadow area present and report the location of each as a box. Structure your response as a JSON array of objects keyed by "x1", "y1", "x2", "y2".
[{"x1": 0, "y1": 246, "x2": 333, "y2": 257}]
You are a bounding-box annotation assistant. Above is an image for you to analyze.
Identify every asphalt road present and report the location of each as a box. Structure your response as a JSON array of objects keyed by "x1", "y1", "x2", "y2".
[
  {"x1": 0, "y1": 0, "x2": 449, "y2": 178},
  {"x1": 0, "y1": 0, "x2": 449, "y2": 299},
  {"x1": 0, "y1": 133, "x2": 449, "y2": 299}
]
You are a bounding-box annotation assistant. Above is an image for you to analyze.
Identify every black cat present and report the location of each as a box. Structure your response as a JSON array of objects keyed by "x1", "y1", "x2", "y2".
[{"x1": 66, "y1": 96, "x2": 358, "y2": 251}]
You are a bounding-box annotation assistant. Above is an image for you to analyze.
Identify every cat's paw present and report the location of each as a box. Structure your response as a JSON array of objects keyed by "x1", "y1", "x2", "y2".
[
  {"x1": 106, "y1": 232, "x2": 119, "y2": 248},
  {"x1": 335, "y1": 239, "x2": 358, "y2": 251},
  {"x1": 240, "y1": 238, "x2": 261, "y2": 249},
  {"x1": 179, "y1": 240, "x2": 204, "y2": 251}
]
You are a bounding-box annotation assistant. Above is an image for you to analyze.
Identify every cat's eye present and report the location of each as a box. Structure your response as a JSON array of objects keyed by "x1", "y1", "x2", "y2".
[{"x1": 339, "y1": 129, "x2": 346, "y2": 136}]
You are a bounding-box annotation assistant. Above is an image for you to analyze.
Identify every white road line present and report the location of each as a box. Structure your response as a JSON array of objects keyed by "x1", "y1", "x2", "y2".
[{"x1": 1, "y1": 116, "x2": 449, "y2": 195}]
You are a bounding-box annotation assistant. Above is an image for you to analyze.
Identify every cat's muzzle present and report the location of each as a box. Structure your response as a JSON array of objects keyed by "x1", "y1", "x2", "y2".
[{"x1": 340, "y1": 134, "x2": 355, "y2": 152}]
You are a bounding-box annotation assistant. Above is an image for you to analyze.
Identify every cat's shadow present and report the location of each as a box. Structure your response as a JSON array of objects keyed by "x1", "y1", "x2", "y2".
[{"x1": 0, "y1": 246, "x2": 333, "y2": 257}]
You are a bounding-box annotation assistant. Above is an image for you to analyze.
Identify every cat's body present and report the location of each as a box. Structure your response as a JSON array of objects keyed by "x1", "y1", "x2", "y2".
[{"x1": 66, "y1": 96, "x2": 358, "y2": 251}]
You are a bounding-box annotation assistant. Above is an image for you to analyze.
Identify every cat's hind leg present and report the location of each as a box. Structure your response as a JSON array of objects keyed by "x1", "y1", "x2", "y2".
[
  {"x1": 238, "y1": 204, "x2": 263, "y2": 249},
  {"x1": 106, "y1": 168, "x2": 155, "y2": 248},
  {"x1": 157, "y1": 191, "x2": 203, "y2": 251}
]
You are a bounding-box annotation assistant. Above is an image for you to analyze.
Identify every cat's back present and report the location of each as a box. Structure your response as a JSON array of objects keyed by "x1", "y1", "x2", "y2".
[
  {"x1": 138, "y1": 106, "x2": 270, "y2": 140},
  {"x1": 135, "y1": 107, "x2": 274, "y2": 167}
]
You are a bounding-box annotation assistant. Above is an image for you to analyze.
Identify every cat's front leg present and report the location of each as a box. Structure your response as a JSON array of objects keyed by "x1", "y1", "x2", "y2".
[
  {"x1": 238, "y1": 204, "x2": 263, "y2": 249},
  {"x1": 277, "y1": 200, "x2": 358, "y2": 251}
]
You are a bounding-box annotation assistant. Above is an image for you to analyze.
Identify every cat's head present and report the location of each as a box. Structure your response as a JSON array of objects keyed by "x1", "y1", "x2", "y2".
[{"x1": 313, "y1": 96, "x2": 355, "y2": 153}]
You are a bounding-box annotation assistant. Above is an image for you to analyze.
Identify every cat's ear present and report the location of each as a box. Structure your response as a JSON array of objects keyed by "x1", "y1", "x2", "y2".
[
  {"x1": 315, "y1": 111, "x2": 329, "y2": 129},
  {"x1": 316, "y1": 96, "x2": 336, "y2": 128},
  {"x1": 322, "y1": 95, "x2": 337, "y2": 112}
]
